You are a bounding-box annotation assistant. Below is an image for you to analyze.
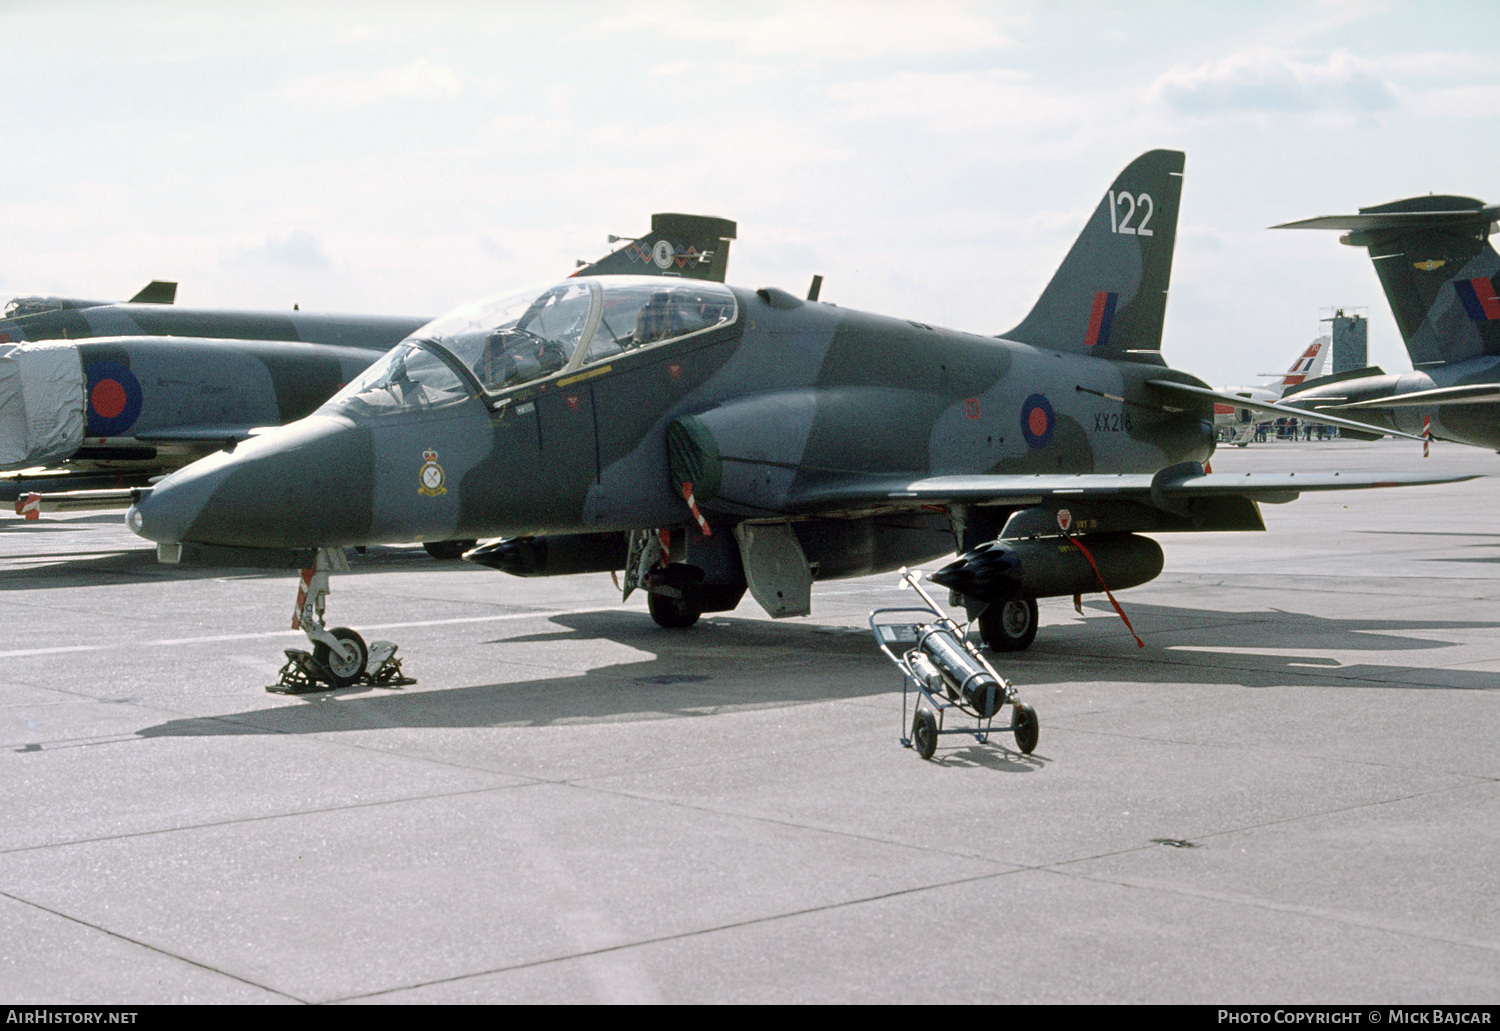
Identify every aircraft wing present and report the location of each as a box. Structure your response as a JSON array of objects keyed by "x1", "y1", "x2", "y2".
[
  {"x1": 1322, "y1": 383, "x2": 1500, "y2": 410},
  {"x1": 780, "y1": 466, "x2": 1473, "y2": 515},
  {"x1": 1146, "y1": 379, "x2": 1425, "y2": 440}
]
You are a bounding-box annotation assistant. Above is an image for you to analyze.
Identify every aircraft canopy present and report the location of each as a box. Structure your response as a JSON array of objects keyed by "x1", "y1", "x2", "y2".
[{"x1": 326, "y1": 276, "x2": 737, "y2": 418}]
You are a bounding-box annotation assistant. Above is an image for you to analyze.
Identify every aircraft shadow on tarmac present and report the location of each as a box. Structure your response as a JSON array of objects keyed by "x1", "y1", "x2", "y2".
[
  {"x1": 132, "y1": 600, "x2": 1500, "y2": 746},
  {"x1": 0, "y1": 538, "x2": 464, "y2": 589},
  {"x1": 1015, "y1": 599, "x2": 1500, "y2": 692}
]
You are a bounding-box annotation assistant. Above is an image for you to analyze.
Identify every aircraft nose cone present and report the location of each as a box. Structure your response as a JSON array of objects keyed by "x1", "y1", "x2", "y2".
[{"x1": 127, "y1": 415, "x2": 374, "y2": 548}]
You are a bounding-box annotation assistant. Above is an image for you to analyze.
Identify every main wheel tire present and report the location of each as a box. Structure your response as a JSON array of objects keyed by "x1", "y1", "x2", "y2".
[
  {"x1": 313, "y1": 627, "x2": 368, "y2": 688},
  {"x1": 912, "y1": 709, "x2": 939, "y2": 760},
  {"x1": 424, "y1": 539, "x2": 476, "y2": 560},
  {"x1": 980, "y1": 598, "x2": 1038, "y2": 652},
  {"x1": 648, "y1": 591, "x2": 701, "y2": 629},
  {"x1": 1011, "y1": 701, "x2": 1039, "y2": 755}
]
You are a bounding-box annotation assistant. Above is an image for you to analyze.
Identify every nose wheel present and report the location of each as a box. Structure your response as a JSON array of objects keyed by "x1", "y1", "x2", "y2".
[
  {"x1": 313, "y1": 627, "x2": 368, "y2": 688},
  {"x1": 268, "y1": 548, "x2": 415, "y2": 694}
]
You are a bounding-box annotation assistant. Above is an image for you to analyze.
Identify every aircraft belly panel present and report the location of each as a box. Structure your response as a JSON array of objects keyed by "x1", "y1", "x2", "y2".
[{"x1": 792, "y1": 513, "x2": 955, "y2": 580}]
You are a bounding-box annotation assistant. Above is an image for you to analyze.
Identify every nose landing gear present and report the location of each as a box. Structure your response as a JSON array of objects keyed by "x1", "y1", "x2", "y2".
[{"x1": 267, "y1": 548, "x2": 415, "y2": 694}]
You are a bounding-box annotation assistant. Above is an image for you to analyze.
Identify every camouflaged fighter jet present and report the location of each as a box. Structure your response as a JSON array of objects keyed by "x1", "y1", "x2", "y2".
[
  {"x1": 126, "y1": 150, "x2": 1457, "y2": 685},
  {"x1": 1275, "y1": 197, "x2": 1500, "y2": 450},
  {"x1": 3, "y1": 214, "x2": 736, "y2": 517}
]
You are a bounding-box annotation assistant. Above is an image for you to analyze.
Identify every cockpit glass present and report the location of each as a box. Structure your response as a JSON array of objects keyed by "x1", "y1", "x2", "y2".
[
  {"x1": 324, "y1": 277, "x2": 738, "y2": 417},
  {"x1": 325, "y1": 341, "x2": 471, "y2": 417},
  {"x1": 4, "y1": 296, "x2": 65, "y2": 318},
  {"x1": 584, "y1": 281, "x2": 736, "y2": 364},
  {"x1": 426, "y1": 281, "x2": 597, "y2": 392}
]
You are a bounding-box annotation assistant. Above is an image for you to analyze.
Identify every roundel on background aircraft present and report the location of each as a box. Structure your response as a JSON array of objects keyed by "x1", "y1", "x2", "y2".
[
  {"x1": 1020, "y1": 393, "x2": 1054, "y2": 449},
  {"x1": 84, "y1": 360, "x2": 143, "y2": 437}
]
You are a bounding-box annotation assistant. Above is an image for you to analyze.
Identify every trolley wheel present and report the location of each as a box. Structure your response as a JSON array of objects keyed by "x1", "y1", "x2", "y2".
[
  {"x1": 1011, "y1": 701, "x2": 1039, "y2": 755},
  {"x1": 313, "y1": 627, "x2": 368, "y2": 688},
  {"x1": 980, "y1": 598, "x2": 1038, "y2": 652},
  {"x1": 911, "y1": 709, "x2": 939, "y2": 760},
  {"x1": 423, "y1": 539, "x2": 476, "y2": 560},
  {"x1": 648, "y1": 590, "x2": 701, "y2": 629}
]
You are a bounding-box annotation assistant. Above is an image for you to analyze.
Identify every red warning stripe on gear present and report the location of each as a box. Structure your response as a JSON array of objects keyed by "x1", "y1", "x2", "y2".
[{"x1": 682, "y1": 482, "x2": 712, "y2": 536}]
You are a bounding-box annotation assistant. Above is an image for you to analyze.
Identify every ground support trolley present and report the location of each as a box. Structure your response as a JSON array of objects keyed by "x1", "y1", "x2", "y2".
[{"x1": 870, "y1": 569, "x2": 1039, "y2": 760}]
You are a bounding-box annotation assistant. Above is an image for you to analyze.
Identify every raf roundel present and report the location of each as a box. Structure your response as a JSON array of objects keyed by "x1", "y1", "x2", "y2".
[
  {"x1": 1020, "y1": 393, "x2": 1055, "y2": 449},
  {"x1": 83, "y1": 360, "x2": 144, "y2": 437}
]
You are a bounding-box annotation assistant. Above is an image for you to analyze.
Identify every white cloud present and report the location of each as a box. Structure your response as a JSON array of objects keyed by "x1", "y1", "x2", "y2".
[
  {"x1": 1154, "y1": 48, "x2": 1399, "y2": 116},
  {"x1": 262, "y1": 58, "x2": 464, "y2": 109},
  {"x1": 227, "y1": 230, "x2": 332, "y2": 269},
  {"x1": 591, "y1": 0, "x2": 1013, "y2": 61},
  {"x1": 824, "y1": 67, "x2": 1143, "y2": 143}
]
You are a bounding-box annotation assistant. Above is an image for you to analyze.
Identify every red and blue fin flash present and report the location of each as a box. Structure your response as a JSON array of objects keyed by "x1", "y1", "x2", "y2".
[
  {"x1": 1454, "y1": 277, "x2": 1500, "y2": 322},
  {"x1": 1085, "y1": 291, "x2": 1118, "y2": 347}
]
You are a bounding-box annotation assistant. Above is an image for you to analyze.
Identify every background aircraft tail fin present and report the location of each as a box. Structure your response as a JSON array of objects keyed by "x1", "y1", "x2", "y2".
[
  {"x1": 128, "y1": 280, "x2": 177, "y2": 305},
  {"x1": 1002, "y1": 149, "x2": 1184, "y2": 364},
  {"x1": 1275, "y1": 197, "x2": 1500, "y2": 368},
  {"x1": 574, "y1": 213, "x2": 737, "y2": 282},
  {"x1": 1276, "y1": 337, "x2": 1327, "y2": 392}
]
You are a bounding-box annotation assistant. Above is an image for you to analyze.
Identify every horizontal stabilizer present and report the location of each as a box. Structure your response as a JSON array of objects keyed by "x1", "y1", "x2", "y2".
[
  {"x1": 1284, "y1": 366, "x2": 1387, "y2": 396},
  {"x1": 1326, "y1": 382, "x2": 1500, "y2": 410},
  {"x1": 1146, "y1": 379, "x2": 1422, "y2": 440},
  {"x1": 1273, "y1": 208, "x2": 1500, "y2": 233}
]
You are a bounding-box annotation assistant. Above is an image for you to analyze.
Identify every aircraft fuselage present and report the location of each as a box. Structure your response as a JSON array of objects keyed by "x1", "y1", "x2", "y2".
[
  {"x1": 1288, "y1": 354, "x2": 1500, "y2": 451},
  {"x1": 130, "y1": 279, "x2": 1216, "y2": 555}
]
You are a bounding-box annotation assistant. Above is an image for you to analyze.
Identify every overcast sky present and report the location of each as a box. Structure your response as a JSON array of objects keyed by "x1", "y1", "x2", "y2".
[{"x1": 1, "y1": 0, "x2": 1495, "y2": 386}]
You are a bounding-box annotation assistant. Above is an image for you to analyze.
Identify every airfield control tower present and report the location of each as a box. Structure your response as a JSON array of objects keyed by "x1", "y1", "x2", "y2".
[{"x1": 1323, "y1": 308, "x2": 1368, "y2": 375}]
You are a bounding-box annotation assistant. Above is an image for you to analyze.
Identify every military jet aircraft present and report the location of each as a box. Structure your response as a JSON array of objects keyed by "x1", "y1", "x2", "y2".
[
  {"x1": 0, "y1": 287, "x2": 430, "y2": 485},
  {"x1": 3, "y1": 213, "x2": 736, "y2": 501},
  {"x1": 3, "y1": 278, "x2": 177, "y2": 323},
  {"x1": 1274, "y1": 197, "x2": 1500, "y2": 450},
  {"x1": 126, "y1": 151, "x2": 1457, "y2": 685}
]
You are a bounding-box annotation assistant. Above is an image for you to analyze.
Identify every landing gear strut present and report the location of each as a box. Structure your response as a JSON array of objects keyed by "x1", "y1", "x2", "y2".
[{"x1": 268, "y1": 548, "x2": 414, "y2": 694}]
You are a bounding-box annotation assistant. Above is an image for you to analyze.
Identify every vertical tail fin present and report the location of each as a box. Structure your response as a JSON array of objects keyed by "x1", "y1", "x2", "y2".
[
  {"x1": 1275, "y1": 197, "x2": 1500, "y2": 368},
  {"x1": 128, "y1": 281, "x2": 177, "y2": 305},
  {"x1": 1277, "y1": 337, "x2": 1327, "y2": 392},
  {"x1": 573, "y1": 213, "x2": 737, "y2": 282},
  {"x1": 1003, "y1": 149, "x2": 1184, "y2": 364}
]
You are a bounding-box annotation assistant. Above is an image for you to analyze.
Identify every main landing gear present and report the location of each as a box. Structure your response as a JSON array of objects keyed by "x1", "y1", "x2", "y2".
[
  {"x1": 978, "y1": 598, "x2": 1038, "y2": 652},
  {"x1": 268, "y1": 548, "x2": 415, "y2": 694}
]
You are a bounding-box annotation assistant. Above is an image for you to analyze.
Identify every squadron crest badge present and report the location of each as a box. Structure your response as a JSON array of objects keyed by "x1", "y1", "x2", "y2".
[{"x1": 418, "y1": 449, "x2": 448, "y2": 496}]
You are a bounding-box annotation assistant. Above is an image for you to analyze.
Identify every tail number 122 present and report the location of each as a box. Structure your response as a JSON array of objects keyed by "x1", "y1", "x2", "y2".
[{"x1": 1108, "y1": 191, "x2": 1154, "y2": 237}]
